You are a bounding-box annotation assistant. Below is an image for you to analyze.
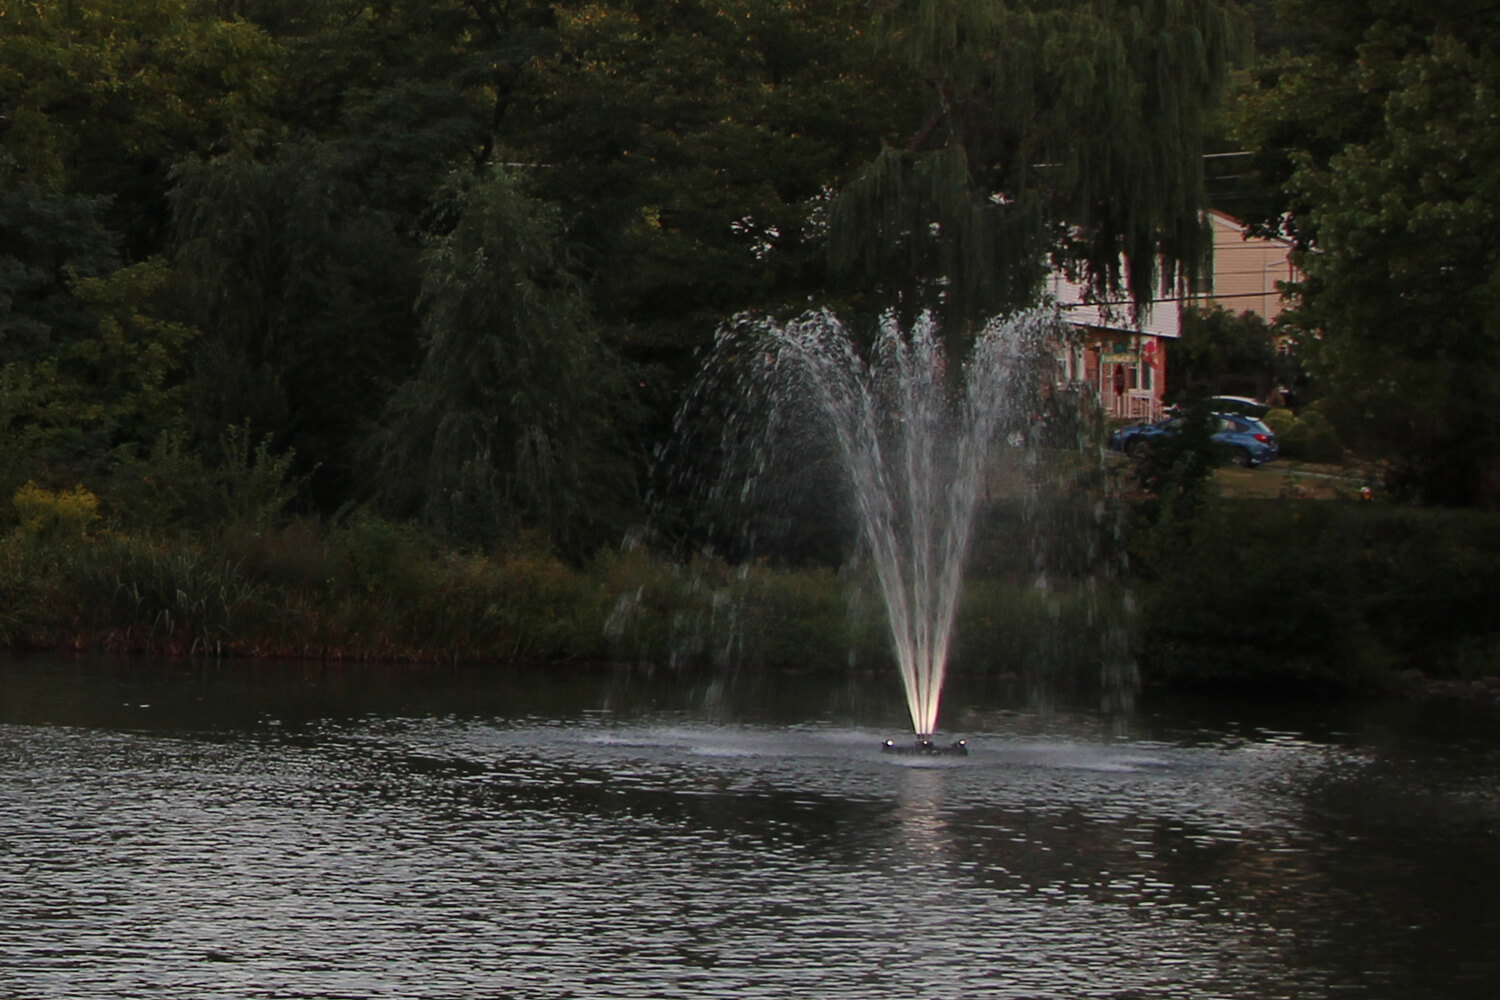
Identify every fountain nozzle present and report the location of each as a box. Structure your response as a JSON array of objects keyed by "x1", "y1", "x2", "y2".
[{"x1": 881, "y1": 736, "x2": 969, "y2": 757}]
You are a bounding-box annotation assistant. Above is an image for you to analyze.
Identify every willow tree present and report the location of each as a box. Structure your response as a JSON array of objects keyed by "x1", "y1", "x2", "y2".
[
  {"x1": 830, "y1": 0, "x2": 1248, "y2": 339},
  {"x1": 368, "y1": 169, "x2": 639, "y2": 557}
]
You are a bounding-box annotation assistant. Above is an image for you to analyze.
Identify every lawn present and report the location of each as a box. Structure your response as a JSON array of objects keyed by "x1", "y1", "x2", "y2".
[{"x1": 1213, "y1": 460, "x2": 1378, "y2": 500}]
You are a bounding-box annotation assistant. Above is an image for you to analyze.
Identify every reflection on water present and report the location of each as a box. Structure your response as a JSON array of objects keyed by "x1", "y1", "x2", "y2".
[{"x1": 1, "y1": 656, "x2": 1497, "y2": 998}]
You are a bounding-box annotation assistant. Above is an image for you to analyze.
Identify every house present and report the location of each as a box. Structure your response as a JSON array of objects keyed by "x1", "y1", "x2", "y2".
[{"x1": 1046, "y1": 211, "x2": 1297, "y2": 422}]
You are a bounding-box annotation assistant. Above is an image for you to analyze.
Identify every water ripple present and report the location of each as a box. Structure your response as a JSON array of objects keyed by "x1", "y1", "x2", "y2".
[{"x1": 2, "y1": 704, "x2": 1496, "y2": 999}]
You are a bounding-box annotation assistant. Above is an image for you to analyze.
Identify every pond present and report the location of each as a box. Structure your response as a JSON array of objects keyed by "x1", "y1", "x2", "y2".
[{"x1": 2, "y1": 654, "x2": 1497, "y2": 998}]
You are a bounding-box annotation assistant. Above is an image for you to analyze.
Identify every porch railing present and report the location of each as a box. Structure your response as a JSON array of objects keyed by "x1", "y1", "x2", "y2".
[{"x1": 1108, "y1": 392, "x2": 1164, "y2": 423}]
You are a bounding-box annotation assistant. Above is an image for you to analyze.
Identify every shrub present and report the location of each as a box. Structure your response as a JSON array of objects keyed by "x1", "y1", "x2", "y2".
[
  {"x1": 1263, "y1": 407, "x2": 1297, "y2": 436},
  {"x1": 12, "y1": 482, "x2": 100, "y2": 540},
  {"x1": 1279, "y1": 411, "x2": 1345, "y2": 463},
  {"x1": 1266, "y1": 402, "x2": 1346, "y2": 464},
  {"x1": 1132, "y1": 501, "x2": 1500, "y2": 689},
  {"x1": 109, "y1": 424, "x2": 303, "y2": 533}
]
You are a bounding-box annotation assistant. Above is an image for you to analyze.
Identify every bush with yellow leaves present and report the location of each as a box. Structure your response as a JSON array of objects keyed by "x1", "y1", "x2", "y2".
[{"x1": 12, "y1": 482, "x2": 100, "y2": 540}]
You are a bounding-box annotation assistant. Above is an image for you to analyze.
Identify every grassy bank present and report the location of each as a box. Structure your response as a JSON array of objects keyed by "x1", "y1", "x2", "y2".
[
  {"x1": 0, "y1": 481, "x2": 1126, "y2": 689},
  {"x1": 4, "y1": 478, "x2": 1496, "y2": 698},
  {"x1": 0, "y1": 513, "x2": 847, "y2": 668}
]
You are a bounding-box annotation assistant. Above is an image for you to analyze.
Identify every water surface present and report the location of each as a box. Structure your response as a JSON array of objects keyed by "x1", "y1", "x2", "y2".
[{"x1": 3, "y1": 656, "x2": 1497, "y2": 998}]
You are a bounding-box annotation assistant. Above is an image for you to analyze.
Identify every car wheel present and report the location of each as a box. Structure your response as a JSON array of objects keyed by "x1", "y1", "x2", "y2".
[
  {"x1": 1229, "y1": 448, "x2": 1252, "y2": 468},
  {"x1": 1127, "y1": 439, "x2": 1152, "y2": 459}
]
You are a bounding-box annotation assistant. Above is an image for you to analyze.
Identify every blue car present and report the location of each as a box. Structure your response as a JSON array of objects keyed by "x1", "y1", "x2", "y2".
[{"x1": 1110, "y1": 412, "x2": 1280, "y2": 467}]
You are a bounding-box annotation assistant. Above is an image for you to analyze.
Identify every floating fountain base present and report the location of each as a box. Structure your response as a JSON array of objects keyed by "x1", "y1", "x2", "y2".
[{"x1": 882, "y1": 737, "x2": 969, "y2": 757}]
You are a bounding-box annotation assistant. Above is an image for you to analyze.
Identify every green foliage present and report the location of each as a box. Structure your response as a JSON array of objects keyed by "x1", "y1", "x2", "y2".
[
  {"x1": 953, "y1": 576, "x2": 1135, "y2": 693},
  {"x1": 832, "y1": 0, "x2": 1250, "y2": 332},
  {"x1": 169, "y1": 138, "x2": 430, "y2": 501},
  {"x1": 595, "y1": 548, "x2": 881, "y2": 671},
  {"x1": 830, "y1": 143, "x2": 1049, "y2": 339},
  {"x1": 0, "y1": 538, "x2": 64, "y2": 647},
  {"x1": 369, "y1": 168, "x2": 638, "y2": 557},
  {"x1": 0, "y1": 255, "x2": 196, "y2": 497},
  {"x1": 70, "y1": 258, "x2": 197, "y2": 415},
  {"x1": 85, "y1": 536, "x2": 267, "y2": 655},
  {"x1": 1270, "y1": 404, "x2": 1345, "y2": 464},
  {"x1": 0, "y1": 0, "x2": 280, "y2": 251},
  {"x1": 519, "y1": 0, "x2": 907, "y2": 395},
  {"x1": 1235, "y1": 2, "x2": 1500, "y2": 506},
  {"x1": 109, "y1": 423, "x2": 303, "y2": 533},
  {"x1": 0, "y1": 507, "x2": 869, "y2": 666},
  {"x1": 489, "y1": 548, "x2": 614, "y2": 659},
  {"x1": 14, "y1": 0, "x2": 1266, "y2": 558},
  {"x1": 11, "y1": 482, "x2": 100, "y2": 541},
  {"x1": 3, "y1": 0, "x2": 915, "y2": 551},
  {"x1": 732, "y1": 563, "x2": 875, "y2": 671},
  {"x1": 1261, "y1": 407, "x2": 1295, "y2": 436},
  {"x1": 1135, "y1": 500, "x2": 1500, "y2": 689},
  {"x1": 0, "y1": 184, "x2": 119, "y2": 364},
  {"x1": 1136, "y1": 499, "x2": 1383, "y2": 691},
  {"x1": 1169, "y1": 306, "x2": 1280, "y2": 403},
  {"x1": 8, "y1": 486, "x2": 1497, "y2": 695}
]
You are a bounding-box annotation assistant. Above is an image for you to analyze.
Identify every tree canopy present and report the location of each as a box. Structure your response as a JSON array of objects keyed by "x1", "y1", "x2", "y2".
[
  {"x1": 1169, "y1": 305, "x2": 1285, "y2": 405},
  {"x1": 1235, "y1": 0, "x2": 1500, "y2": 505},
  {"x1": 10, "y1": 0, "x2": 1389, "y2": 557},
  {"x1": 831, "y1": 0, "x2": 1249, "y2": 340},
  {"x1": 367, "y1": 169, "x2": 638, "y2": 556}
]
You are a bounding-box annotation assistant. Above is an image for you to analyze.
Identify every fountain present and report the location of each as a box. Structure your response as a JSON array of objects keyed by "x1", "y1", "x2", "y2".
[{"x1": 664, "y1": 308, "x2": 1061, "y2": 747}]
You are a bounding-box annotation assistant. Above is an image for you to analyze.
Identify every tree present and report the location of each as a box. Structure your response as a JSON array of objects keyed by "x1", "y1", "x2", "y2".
[
  {"x1": 228, "y1": 0, "x2": 556, "y2": 156},
  {"x1": 1235, "y1": 1, "x2": 1500, "y2": 505},
  {"x1": 0, "y1": 257, "x2": 196, "y2": 497},
  {"x1": 0, "y1": 183, "x2": 118, "y2": 365},
  {"x1": 829, "y1": 0, "x2": 1250, "y2": 343},
  {"x1": 0, "y1": 0, "x2": 280, "y2": 257},
  {"x1": 516, "y1": 0, "x2": 909, "y2": 394},
  {"x1": 168, "y1": 138, "x2": 431, "y2": 503},
  {"x1": 1168, "y1": 305, "x2": 1282, "y2": 404},
  {"x1": 13, "y1": 0, "x2": 1262, "y2": 545},
  {"x1": 367, "y1": 169, "x2": 638, "y2": 556},
  {"x1": 0, "y1": 1, "x2": 292, "y2": 502}
]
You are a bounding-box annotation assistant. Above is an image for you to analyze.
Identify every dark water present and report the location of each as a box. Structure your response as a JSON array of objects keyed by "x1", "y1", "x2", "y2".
[{"x1": 2, "y1": 655, "x2": 1497, "y2": 999}]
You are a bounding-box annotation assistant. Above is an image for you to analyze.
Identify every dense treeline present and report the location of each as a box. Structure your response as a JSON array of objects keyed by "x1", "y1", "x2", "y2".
[
  {"x1": 1, "y1": 0, "x2": 909, "y2": 555},
  {"x1": 4, "y1": 1, "x2": 1498, "y2": 690},
  {"x1": 2, "y1": 0, "x2": 1248, "y2": 558}
]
